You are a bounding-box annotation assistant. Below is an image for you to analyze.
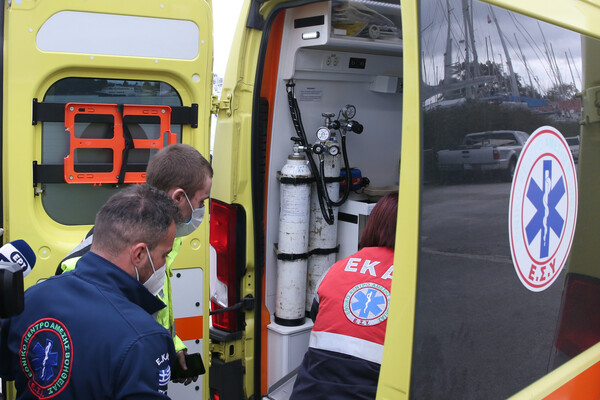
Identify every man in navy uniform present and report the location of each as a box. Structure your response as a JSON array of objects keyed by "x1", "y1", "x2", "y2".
[
  {"x1": 0, "y1": 184, "x2": 179, "y2": 399},
  {"x1": 57, "y1": 143, "x2": 212, "y2": 385}
]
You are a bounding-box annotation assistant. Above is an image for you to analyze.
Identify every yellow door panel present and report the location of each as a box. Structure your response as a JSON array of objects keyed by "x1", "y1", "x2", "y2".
[
  {"x1": 3, "y1": 1, "x2": 212, "y2": 399},
  {"x1": 376, "y1": 0, "x2": 417, "y2": 396}
]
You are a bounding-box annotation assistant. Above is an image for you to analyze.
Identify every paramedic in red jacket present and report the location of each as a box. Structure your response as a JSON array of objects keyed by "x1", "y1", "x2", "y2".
[{"x1": 291, "y1": 192, "x2": 398, "y2": 400}]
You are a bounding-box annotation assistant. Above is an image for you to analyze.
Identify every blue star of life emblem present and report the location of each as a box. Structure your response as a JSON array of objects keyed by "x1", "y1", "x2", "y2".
[
  {"x1": 509, "y1": 126, "x2": 578, "y2": 292},
  {"x1": 525, "y1": 159, "x2": 565, "y2": 259},
  {"x1": 352, "y1": 288, "x2": 386, "y2": 318},
  {"x1": 343, "y1": 283, "x2": 390, "y2": 326},
  {"x1": 30, "y1": 339, "x2": 59, "y2": 383}
]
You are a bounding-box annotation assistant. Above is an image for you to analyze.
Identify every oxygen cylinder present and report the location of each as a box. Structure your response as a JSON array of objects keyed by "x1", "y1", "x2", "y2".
[
  {"x1": 275, "y1": 152, "x2": 312, "y2": 325},
  {"x1": 306, "y1": 144, "x2": 340, "y2": 313}
]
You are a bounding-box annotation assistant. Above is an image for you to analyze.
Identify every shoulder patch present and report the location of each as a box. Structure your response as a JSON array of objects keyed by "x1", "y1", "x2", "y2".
[{"x1": 20, "y1": 318, "x2": 73, "y2": 399}]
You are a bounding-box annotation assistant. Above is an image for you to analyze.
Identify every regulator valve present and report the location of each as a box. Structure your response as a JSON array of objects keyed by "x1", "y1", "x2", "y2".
[{"x1": 291, "y1": 137, "x2": 309, "y2": 154}]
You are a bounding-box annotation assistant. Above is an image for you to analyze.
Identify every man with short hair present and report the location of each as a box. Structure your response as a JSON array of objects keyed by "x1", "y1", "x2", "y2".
[
  {"x1": 57, "y1": 143, "x2": 213, "y2": 384},
  {"x1": 0, "y1": 184, "x2": 180, "y2": 399},
  {"x1": 146, "y1": 143, "x2": 212, "y2": 384}
]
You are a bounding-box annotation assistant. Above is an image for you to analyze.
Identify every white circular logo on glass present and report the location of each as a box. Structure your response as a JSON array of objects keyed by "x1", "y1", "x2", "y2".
[
  {"x1": 509, "y1": 126, "x2": 578, "y2": 292},
  {"x1": 343, "y1": 282, "x2": 390, "y2": 326}
]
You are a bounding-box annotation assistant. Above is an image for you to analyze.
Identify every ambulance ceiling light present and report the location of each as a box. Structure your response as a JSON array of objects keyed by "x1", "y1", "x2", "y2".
[{"x1": 302, "y1": 31, "x2": 320, "y2": 40}]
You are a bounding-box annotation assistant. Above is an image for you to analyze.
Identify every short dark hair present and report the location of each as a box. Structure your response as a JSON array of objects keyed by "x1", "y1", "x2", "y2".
[
  {"x1": 92, "y1": 184, "x2": 180, "y2": 257},
  {"x1": 146, "y1": 144, "x2": 213, "y2": 195},
  {"x1": 359, "y1": 192, "x2": 399, "y2": 250}
]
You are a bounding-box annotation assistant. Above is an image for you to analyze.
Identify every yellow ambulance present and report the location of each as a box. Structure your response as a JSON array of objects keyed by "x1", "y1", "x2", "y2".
[{"x1": 2, "y1": 0, "x2": 599, "y2": 399}]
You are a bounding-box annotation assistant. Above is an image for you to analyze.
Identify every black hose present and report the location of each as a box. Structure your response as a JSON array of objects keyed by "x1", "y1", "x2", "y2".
[
  {"x1": 325, "y1": 134, "x2": 351, "y2": 207},
  {"x1": 286, "y1": 81, "x2": 334, "y2": 225}
]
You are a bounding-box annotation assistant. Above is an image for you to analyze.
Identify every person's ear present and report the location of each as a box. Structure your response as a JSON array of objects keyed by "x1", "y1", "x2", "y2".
[
  {"x1": 169, "y1": 188, "x2": 187, "y2": 206},
  {"x1": 130, "y1": 242, "x2": 147, "y2": 267}
]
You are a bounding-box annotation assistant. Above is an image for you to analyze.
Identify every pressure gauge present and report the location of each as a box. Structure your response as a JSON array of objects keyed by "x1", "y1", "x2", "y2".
[
  {"x1": 312, "y1": 143, "x2": 325, "y2": 155},
  {"x1": 328, "y1": 144, "x2": 340, "y2": 156},
  {"x1": 342, "y1": 105, "x2": 356, "y2": 119},
  {"x1": 316, "y1": 127, "x2": 331, "y2": 141}
]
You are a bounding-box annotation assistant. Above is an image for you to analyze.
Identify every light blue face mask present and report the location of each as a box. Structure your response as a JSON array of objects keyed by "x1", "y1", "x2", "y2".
[{"x1": 175, "y1": 191, "x2": 205, "y2": 237}]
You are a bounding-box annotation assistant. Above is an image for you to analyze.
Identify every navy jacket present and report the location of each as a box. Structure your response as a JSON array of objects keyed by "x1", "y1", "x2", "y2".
[
  {"x1": 0, "y1": 251, "x2": 176, "y2": 399},
  {"x1": 290, "y1": 348, "x2": 380, "y2": 400}
]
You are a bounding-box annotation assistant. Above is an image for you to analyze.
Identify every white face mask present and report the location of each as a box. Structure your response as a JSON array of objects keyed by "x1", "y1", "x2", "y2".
[
  {"x1": 175, "y1": 191, "x2": 205, "y2": 237},
  {"x1": 139, "y1": 247, "x2": 166, "y2": 297}
]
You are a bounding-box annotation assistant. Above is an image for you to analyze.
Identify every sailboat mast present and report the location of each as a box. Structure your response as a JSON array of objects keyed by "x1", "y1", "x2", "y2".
[
  {"x1": 515, "y1": 33, "x2": 535, "y2": 97},
  {"x1": 461, "y1": 0, "x2": 473, "y2": 98},
  {"x1": 569, "y1": 49, "x2": 582, "y2": 89},
  {"x1": 467, "y1": 0, "x2": 479, "y2": 78},
  {"x1": 538, "y1": 22, "x2": 560, "y2": 91},
  {"x1": 550, "y1": 43, "x2": 566, "y2": 98},
  {"x1": 566, "y1": 51, "x2": 577, "y2": 92},
  {"x1": 443, "y1": 0, "x2": 453, "y2": 90},
  {"x1": 489, "y1": 5, "x2": 520, "y2": 97}
]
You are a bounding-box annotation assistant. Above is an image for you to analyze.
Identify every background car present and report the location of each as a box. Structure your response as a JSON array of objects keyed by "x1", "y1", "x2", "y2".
[{"x1": 566, "y1": 136, "x2": 580, "y2": 162}]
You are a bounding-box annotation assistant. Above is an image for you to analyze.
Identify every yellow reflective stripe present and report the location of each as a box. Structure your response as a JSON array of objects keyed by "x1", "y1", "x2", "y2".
[
  {"x1": 173, "y1": 334, "x2": 187, "y2": 353},
  {"x1": 162, "y1": 238, "x2": 187, "y2": 352},
  {"x1": 61, "y1": 257, "x2": 80, "y2": 273}
]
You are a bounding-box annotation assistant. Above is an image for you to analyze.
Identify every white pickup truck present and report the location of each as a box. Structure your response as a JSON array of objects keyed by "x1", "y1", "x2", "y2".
[{"x1": 436, "y1": 130, "x2": 530, "y2": 182}]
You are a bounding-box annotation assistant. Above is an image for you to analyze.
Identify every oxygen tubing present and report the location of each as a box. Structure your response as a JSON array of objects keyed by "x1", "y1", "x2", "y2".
[{"x1": 286, "y1": 81, "x2": 335, "y2": 225}]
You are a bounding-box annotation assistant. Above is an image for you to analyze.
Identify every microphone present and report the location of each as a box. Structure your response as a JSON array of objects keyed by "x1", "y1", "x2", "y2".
[
  {"x1": 0, "y1": 240, "x2": 36, "y2": 318},
  {"x1": 0, "y1": 239, "x2": 36, "y2": 277}
]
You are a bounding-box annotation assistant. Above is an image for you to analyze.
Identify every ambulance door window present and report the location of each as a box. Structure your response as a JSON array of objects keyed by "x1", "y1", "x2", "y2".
[
  {"x1": 414, "y1": 0, "x2": 586, "y2": 397},
  {"x1": 41, "y1": 78, "x2": 182, "y2": 225}
]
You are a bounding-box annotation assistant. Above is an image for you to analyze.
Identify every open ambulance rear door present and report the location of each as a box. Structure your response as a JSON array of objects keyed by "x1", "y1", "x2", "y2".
[{"x1": 2, "y1": 1, "x2": 213, "y2": 398}]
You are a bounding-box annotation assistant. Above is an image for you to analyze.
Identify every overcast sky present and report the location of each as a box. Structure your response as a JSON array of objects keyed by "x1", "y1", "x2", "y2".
[
  {"x1": 420, "y1": 0, "x2": 582, "y2": 94},
  {"x1": 213, "y1": 0, "x2": 245, "y2": 77}
]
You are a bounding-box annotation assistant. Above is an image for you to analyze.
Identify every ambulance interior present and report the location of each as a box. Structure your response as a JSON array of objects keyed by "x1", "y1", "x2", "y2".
[{"x1": 258, "y1": 0, "x2": 403, "y2": 391}]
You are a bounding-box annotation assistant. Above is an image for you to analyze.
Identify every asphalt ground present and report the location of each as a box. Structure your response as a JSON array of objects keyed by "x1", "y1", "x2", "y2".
[{"x1": 410, "y1": 181, "x2": 564, "y2": 400}]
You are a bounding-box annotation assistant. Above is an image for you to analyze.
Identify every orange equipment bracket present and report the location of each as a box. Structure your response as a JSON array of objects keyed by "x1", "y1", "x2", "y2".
[{"x1": 63, "y1": 103, "x2": 176, "y2": 184}]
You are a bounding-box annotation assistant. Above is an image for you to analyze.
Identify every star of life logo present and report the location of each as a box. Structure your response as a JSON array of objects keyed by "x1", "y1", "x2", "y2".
[
  {"x1": 343, "y1": 282, "x2": 390, "y2": 326},
  {"x1": 509, "y1": 126, "x2": 578, "y2": 292},
  {"x1": 20, "y1": 318, "x2": 73, "y2": 399}
]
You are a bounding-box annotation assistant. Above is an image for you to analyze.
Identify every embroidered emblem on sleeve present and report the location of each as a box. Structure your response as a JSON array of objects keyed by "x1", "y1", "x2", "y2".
[
  {"x1": 158, "y1": 365, "x2": 171, "y2": 394},
  {"x1": 343, "y1": 283, "x2": 391, "y2": 326},
  {"x1": 20, "y1": 318, "x2": 73, "y2": 399}
]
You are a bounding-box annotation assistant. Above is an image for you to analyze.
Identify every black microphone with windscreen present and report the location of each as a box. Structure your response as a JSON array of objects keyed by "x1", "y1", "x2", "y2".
[{"x1": 0, "y1": 240, "x2": 36, "y2": 318}]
